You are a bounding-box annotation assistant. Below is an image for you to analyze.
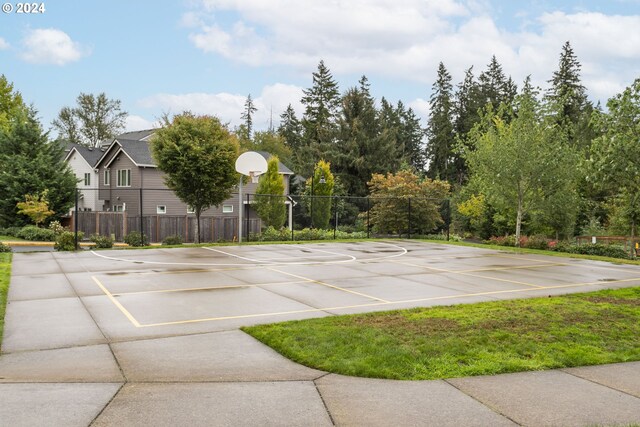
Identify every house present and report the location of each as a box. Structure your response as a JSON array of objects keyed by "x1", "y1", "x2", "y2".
[
  {"x1": 78, "y1": 130, "x2": 294, "y2": 242},
  {"x1": 64, "y1": 143, "x2": 105, "y2": 212}
]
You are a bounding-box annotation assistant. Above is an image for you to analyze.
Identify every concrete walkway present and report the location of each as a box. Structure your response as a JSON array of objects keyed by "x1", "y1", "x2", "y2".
[{"x1": 1, "y1": 249, "x2": 640, "y2": 426}]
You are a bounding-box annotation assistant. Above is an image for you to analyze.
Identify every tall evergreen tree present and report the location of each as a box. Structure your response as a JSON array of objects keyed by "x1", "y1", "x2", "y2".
[
  {"x1": 478, "y1": 56, "x2": 517, "y2": 110},
  {"x1": 452, "y1": 67, "x2": 483, "y2": 184},
  {"x1": 300, "y1": 60, "x2": 341, "y2": 174},
  {"x1": 278, "y1": 104, "x2": 303, "y2": 152},
  {"x1": 426, "y1": 62, "x2": 455, "y2": 182},
  {"x1": 397, "y1": 103, "x2": 426, "y2": 172},
  {"x1": 241, "y1": 94, "x2": 258, "y2": 141},
  {"x1": 334, "y1": 76, "x2": 397, "y2": 196},
  {"x1": 546, "y1": 41, "x2": 592, "y2": 148},
  {"x1": 0, "y1": 108, "x2": 76, "y2": 227}
]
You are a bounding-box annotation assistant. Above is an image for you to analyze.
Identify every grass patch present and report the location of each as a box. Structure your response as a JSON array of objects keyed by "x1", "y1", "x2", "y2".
[
  {"x1": 0, "y1": 253, "x2": 12, "y2": 351},
  {"x1": 0, "y1": 235, "x2": 25, "y2": 242},
  {"x1": 243, "y1": 286, "x2": 640, "y2": 380}
]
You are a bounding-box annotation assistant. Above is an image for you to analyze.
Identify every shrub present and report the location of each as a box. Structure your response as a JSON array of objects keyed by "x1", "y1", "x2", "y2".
[
  {"x1": 421, "y1": 233, "x2": 464, "y2": 242},
  {"x1": 523, "y1": 235, "x2": 550, "y2": 250},
  {"x1": 48, "y1": 220, "x2": 66, "y2": 236},
  {"x1": 258, "y1": 226, "x2": 292, "y2": 242},
  {"x1": 91, "y1": 234, "x2": 114, "y2": 249},
  {"x1": 553, "y1": 243, "x2": 630, "y2": 259},
  {"x1": 124, "y1": 231, "x2": 149, "y2": 247},
  {"x1": 0, "y1": 227, "x2": 21, "y2": 237},
  {"x1": 17, "y1": 225, "x2": 56, "y2": 241},
  {"x1": 54, "y1": 231, "x2": 83, "y2": 251},
  {"x1": 295, "y1": 228, "x2": 330, "y2": 241},
  {"x1": 162, "y1": 235, "x2": 184, "y2": 246},
  {"x1": 0, "y1": 242, "x2": 11, "y2": 253}
]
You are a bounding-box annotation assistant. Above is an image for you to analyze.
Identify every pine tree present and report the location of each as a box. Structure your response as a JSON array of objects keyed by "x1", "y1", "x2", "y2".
[
  {"x1": 278, "y1": 104, "x2": 303, "y2": 151},
  {"x1": 0, "y1": 108, "x2": 76, "y2": 227},
  {"x1": 301, "y1": 60, "x2": 341, "y2": 163},
  {"x1": 546, "y1": 41, "x2": 592, "y2": 148},
  {"x1": 426, "y1": 62, "x2": 455, "y2": 182},
  {"x1": 397, "y1": 103, "x2": 426, "y2": 172},
  {"x1": 452, "y1": 67, "x2": 483, "y2": 184},
  {"x1": 478, "y1": 56, "x2": 517, "y2": 110},
  {"x1": 241, "y1": 94, "x2": 258, "y2": 141}
]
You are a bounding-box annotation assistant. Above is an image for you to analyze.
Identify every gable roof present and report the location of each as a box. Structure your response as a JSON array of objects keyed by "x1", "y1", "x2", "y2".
[
  {"x1": 64, "y1": 143, "x2": 104, "y2": 168},
  {"x1": 256, "y1": 151, "x2": 294, "y2": 175},
  {"x1": 117, "y1": 129, "x2": 157, "y2": 141}
]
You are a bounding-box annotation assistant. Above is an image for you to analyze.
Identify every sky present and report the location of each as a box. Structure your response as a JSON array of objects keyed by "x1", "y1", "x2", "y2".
[{"x1": 1, "y1": 0, "x2": 639, "y2": 136}]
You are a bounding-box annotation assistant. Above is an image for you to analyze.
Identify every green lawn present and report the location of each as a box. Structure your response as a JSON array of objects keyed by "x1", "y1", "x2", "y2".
[
  {"x1": 243, "y1": 286, "x2": 640, "y2": 380},
  {"x1": 0, "y1": 253, "x2": 12, "y2": 351},
  {"x1": 0, "y1": 235, "x2": 24, "y2": 242}
]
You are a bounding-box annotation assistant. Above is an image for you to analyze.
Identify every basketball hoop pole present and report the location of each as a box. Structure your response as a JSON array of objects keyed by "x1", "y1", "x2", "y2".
[{"x1": 238, "y1": 176, "x2": 243, "y2": 243}]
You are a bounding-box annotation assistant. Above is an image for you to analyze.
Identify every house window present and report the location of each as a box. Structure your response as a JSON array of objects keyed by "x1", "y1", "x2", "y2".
[
  {"x1": 84, "y1": 173, "x2": 91, "y2": 186},
  {"x1": 104, "y1": 169, "x2": 110, "y2": 186},
  {"x1": 114, "y1": 205, "x2": 124, "y2": 212},
  {"x1": 157, "y1": 205, "x2": 167, "y2": 214},
  {"x1": 187, "y1": 206, "x2": 195, "y2": 214},
  {"x1": 117, "y1": 169, "x2": 131, "y2": 187},
  {"x1": 222, "y1": 205, "x2": 233, "y2": 213}
]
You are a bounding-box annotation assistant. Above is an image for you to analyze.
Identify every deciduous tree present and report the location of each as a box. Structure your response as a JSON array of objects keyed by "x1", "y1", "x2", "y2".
[
  {"x1": 254, "y1": 157, "x2": 286, "y2": 229},
  {"x1": 151, "y1": 113, "x2": 239, "y2": 243}
]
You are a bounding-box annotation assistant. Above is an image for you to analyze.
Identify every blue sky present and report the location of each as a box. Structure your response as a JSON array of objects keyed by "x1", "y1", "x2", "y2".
[{"x1": 1, "y1": 0, "x2": 639, "y2": 135}]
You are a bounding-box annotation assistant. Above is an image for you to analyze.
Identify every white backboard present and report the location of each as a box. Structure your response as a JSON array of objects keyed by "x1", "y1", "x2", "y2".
[{"x1": 235, "y1": 151, "x2": 268, "y2": 177}]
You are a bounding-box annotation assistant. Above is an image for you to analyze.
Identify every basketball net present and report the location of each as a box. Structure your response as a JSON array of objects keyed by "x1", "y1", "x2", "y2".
[{"x1": 249, "y1": 171, "x2": 260, "y2": 184}]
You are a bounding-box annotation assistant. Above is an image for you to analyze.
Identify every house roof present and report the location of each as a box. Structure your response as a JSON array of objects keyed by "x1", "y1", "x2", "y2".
[
  {"x1": 115, "y1": 138, "x2": 156, "y2": 167},
  {"x1": 256, "y1": 151, "x2": 294, "y2": 175},
  {"x1": 117, "y1": 129, "x2": 156, "y2": 141},
  {"x1": 64, "y1": 143, "x2": 104, "y2": 168}
]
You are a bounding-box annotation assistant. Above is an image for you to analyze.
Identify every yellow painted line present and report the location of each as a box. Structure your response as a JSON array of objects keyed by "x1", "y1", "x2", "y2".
[
  {"x1": 129, "y1": 275, "x2": 640, "y2": 327},
  {"x1": 111, "y1": 280, "x2": 310, "y2": 296},
  {"x1": 497, "y1": 254, "x2": 640, "y2": 273},
  {"x1": 267, "y1": 267, "x2": 391, "y2": 303},
  {"x1": 392, "y1": 260, "x2": 544, "y2": 288},
  {"x1": 92, "y1": 276, "x2": 141, "y2": 328},
  {"x1": 457, "y1": 263, "x2": 569, "y2": 273}
]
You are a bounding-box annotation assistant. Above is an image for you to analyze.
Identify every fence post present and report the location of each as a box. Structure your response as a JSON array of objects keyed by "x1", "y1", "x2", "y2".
[
  {"x1": 333, "y1": 196, "x2": 337, "y2": 240},
  {"x1": 446, "y1": 199, "x2": 451, "y2": 241},
  {"x1": 246, "y1": 193, "x2": 250, "y2": 242},
  {"x1": 366, "y1": 197, "x2": 370, "y2": 239},
  {"x1": 74, "y1": 189, "x2": 79, "y2": 250},
  {"x1": 407, "y1": 197, "x2": 412, "y2": 239},
  {"x1": 139, "y1": 188, "x2": 144, "y2": 243}
]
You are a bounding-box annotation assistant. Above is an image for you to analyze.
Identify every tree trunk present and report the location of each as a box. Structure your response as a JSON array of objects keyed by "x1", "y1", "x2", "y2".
[
  {"x1": 515, "y1": 196, "x2": 523, "y2": 247},
  {"x1": 195, "y1": 209, "x2": 201, "y2": 244}
]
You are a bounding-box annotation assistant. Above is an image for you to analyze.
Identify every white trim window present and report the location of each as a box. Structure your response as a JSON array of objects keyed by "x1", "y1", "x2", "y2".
[
  {"x1": 117, "y1": 169, "x2": 131, "y2": 187},
  {"x1": 114, "y1": 205, "x2": 125, "y2": 212},
  {"x1": 104, "y1": 169, "x2": 110, "y2": 186},
  {"x1": 157, "y1": 205, "x2": 167, "y2": 214},
  {"x1": 187, "y1": 206, "x2": 195, "y2": 214},
  {"x1": 222, "y1": 205, "x2": 233, "y2": 213},
  {"x1": 84, "y1": 173, "x2": 91, "y2": 186}
]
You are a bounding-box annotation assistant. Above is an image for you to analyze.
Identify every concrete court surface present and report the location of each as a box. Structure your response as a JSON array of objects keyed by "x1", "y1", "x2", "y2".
[{"x1": 1, "y1": 240, "x2": 640, "y2": 426}]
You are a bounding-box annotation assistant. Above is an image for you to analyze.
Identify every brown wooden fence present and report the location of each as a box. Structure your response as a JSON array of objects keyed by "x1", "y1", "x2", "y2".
[
  {"x1": 73, "y1": 211, "x2": 260, "y2": 243},
  {"x1": 576, "y1": 235, "x2": 640, "y2": 254}
]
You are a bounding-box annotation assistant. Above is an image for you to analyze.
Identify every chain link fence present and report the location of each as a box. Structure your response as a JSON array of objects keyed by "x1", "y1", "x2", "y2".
[{"x1": 70, "y1": 188, "x2": 451, "y2": 246}]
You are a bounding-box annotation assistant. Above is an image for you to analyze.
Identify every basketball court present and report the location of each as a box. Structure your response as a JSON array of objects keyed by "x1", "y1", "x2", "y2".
[{"x1": 39, "y1": 240, "x2": 637, "y2": 343}]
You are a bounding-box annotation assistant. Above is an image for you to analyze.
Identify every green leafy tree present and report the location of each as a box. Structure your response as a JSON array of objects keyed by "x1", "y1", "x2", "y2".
[
  {"x1": 426, "y1": 62, "x2": 455, "y2": 182},
  {"x1": 254, "y1": 157, "x2": 286, "y2": 229},
  {"x1": 16, "y1": 190, "x2": 54, "y2": 227},
  {"x1": 0, "y1": 75, "x2": 27, "y2": 133},
  {"x1": 52, "y1": 92, "x2": 127, "y2": 147},
  {"x1": 368, "y1": 169, "x2": 450, "y2": 235},
  {"x1": 247, "y1": 131, "x2": 292, "y2": 166},
  {"x1": 306, "y1": 160, "x2": 335, "y2": 229},
  {"x1": 590, "y1": 78, "x2": 640, "y2": 239},
  {"x1": 0, "y1": 108, "x2": 76, "y2": 227},
  {"x1": 151, "y1": 113, "x2": 240, "y2": 243},
  {"x1": 463, "y1": 82, "x2": 576, "y2": 245}
]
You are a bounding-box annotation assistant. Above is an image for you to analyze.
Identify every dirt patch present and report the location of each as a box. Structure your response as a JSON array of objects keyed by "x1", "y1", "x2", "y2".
[{"x1": 350, "y1": 313, "x2": 460, "y2": 334}]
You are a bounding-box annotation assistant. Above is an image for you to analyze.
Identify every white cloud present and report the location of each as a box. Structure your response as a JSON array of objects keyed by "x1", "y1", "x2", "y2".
[
  {"x1": 138, "y1": 83, "x2": 304, "y2": 131},
  {"x1": 124, "y1": 115, "x2": 159, "y2": 132},
  {"x1": 185, "y1": 1, "x2": 640, "y2": 104},
  {"x1": 0, "y1": 37, "x2": 9, "y2": 50},
  {"x1": 408, "y1": 98, "x2": 430, "y2": 123},
  {"x1": 21, "y1": 28, "x2": 87, "y2": 65}
]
